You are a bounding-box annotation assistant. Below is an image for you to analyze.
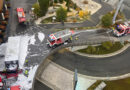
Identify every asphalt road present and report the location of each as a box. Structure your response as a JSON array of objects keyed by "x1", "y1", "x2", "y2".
[
  {"x1": 50, "y1": 47, "x2": 130, "y2": 77},
  {"x1": 25, "y1": 28, "x2": 113, "y2": 67},
  {"x1": 122, "y1": 0, "x2": 130, "y2": 19},
  {"x1": 7, "y1": 0, "x2": 130, "y2": 89},
  {"x1": 9, "y1": 0, "x2": 36, "y2": 36},
  {"x1": 34, "y1": 79, "x2": 52, "y2": 90}
]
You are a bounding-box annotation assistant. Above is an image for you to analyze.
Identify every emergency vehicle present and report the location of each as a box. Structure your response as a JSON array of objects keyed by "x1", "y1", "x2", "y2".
[
  {"x1": 16, "y1": 8, "x2": 26, "y2": 24},
  {"x1": 8, "y1": 85, "x2": 21, "y2": 90},
  {"x1": 0, "y1": 37, "x2": 21, "y2": 79},
  {"x1": 0, "y1": 77, "x2": 3, "y2": 89},
  {"x1": 113, "y1": 21, "x2": 130, "y2": 37},
  {"x1": 47, "y1": 29, "x2": 75, "y2": 48}
]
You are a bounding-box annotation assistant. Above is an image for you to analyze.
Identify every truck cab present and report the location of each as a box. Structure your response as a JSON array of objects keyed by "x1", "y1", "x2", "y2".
[
  {"x1": 8, "y1": 85, "x2": 21, "y2": 90},
  {"x1": 113, "y1": 23, "x2": 130, "y2": 37},
  {"x1": 16, "y1": 8, "x2": 26, "y2": 24},
  {"x1": 0, "y1": 77, "x2": 3, "y2": 89}
]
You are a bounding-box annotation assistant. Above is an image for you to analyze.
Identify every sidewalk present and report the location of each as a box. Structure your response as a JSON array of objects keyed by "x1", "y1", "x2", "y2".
[
  {"x1": 35, "y1": 13, "x2": 55, "y2": 25},
  {"x1": 38, "y1": 61, "x2": 96, "y2": 90}
]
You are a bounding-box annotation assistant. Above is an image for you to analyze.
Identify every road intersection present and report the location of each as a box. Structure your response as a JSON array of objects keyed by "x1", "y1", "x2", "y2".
[{"x1": 4, "y1": 0, "x2": 130, "y2": 89}]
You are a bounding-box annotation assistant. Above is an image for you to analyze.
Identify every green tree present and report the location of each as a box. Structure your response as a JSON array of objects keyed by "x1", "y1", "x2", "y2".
[
  {"x1": 32, "y1": 3, "x2": 42, "y2": 17},
  {"x1": 38, "y1": 0, "x2": 49, "y2": 16},
  {"x1": 101, "y1": 13, "x2": 113, "y2": 27},
  {"x1": 56, "y1": 7, "x2": 67, "y2": 22}
]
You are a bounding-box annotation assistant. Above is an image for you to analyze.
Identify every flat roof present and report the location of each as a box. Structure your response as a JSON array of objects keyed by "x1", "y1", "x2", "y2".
[{"x1": 5, "y1": 36, "x2": 21, "y2": 61}]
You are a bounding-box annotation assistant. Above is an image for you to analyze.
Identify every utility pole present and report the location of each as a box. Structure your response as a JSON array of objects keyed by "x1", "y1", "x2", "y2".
[{"x1": 112, "y1": 0, "x2": 124, "y2": 24}]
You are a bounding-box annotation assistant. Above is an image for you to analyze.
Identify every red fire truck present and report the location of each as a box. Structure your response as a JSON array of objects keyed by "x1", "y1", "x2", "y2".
[
  {"x1": 8, "y1": 85, "x2": 21, "y2": 90},
  {"x1": 47, "y1": 30, "x2": 75, "y2": 48},
  {"x1": 0, "y1": 77, "x2": 3, "y2": 89},
  {"x1": 113, "y1": 21, "x2": 130, "y2": 37},
  {"x1": 16, "y1": 8, "x2": 26, "y2": 24}
]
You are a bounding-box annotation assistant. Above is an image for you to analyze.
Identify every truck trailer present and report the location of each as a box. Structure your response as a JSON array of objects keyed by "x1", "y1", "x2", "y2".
[{"x1": 47, "y1": 29, "x2": 75, "y2": 48}]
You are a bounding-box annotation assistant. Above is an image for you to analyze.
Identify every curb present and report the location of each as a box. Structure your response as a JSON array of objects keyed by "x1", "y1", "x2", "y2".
[
  {"x1": 79, "y1": 72, "x2": 130, "y2": 81},
  {"x1": 72, "y1": 44, "x2": 130, "y2": 58},
  {"x1": 49, "y1": 62, "x2": 130, "y2": 81},
  {"x1": 37, "y1": 61, "x2": 130, "y2": 82}
]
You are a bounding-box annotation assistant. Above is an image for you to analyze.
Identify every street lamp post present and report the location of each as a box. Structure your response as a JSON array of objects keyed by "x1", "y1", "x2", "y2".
[
  {"x1": 113, "y1": 0, "x2": 124, "y2": 24},
  {"x1": 73, "y1": 69, "x2": 78, "y2": 90}
]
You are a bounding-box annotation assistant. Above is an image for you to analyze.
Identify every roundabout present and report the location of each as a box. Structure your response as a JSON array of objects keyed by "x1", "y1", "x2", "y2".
[
  {"x1": 34, "y1": 41, "x2": 130, "y2": 90},
  {"x1": 1, "y1": 0, "x2": 130, "y2": 89}
]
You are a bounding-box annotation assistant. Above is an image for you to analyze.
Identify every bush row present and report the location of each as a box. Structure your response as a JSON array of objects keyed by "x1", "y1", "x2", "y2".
[{"x1": 78, "y1": 41, "x2": 123, "y2": 55}]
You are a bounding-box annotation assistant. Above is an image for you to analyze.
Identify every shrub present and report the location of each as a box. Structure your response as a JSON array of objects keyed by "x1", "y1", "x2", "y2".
[
  {"x1": 38, "y1": 0, "x2": 49, "y2": 16},
  {"x1": 113, "y1": 42, "x2": 123, "y2": 48},
  {"x1": 102, "y1": 41, "x2": 113, "y2": 50},
  {"x1": 124, "y1": 41, "x2": 129, "y2": 45},
  {"x1": 79, "y1": 10, "x2": 84, "y2": 18},
  {"x1": 56, "y1": 7, "x2": 67, "y2": 22},
  {"x1": 86, "y1": 46, "x2": 96, "y2": 54},
  {"x1": 101, "y1": 13, "x2": 113, "y2": 27}
]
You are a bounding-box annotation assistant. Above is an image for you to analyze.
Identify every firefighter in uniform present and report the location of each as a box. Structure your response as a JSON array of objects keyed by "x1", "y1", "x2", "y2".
[
  {"x1": 25, "y1": 70, "x2": 29, "y2": 77},
  {"x1": 75, "y1": 36, "x2": 78, "y2": 40},
  {"x1": 25, "y1": 59, "x2": 29, "y2": 66}
]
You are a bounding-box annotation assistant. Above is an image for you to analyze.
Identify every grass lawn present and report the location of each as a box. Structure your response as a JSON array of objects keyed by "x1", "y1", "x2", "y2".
[
  {"x1": 104, "y1": 78, "x2": 130, "y2": 90},
  {"x1": 78, "y1": 42, "x2": 123, "y2": 55},
  {"x1": 88, "y1": 78, "x2": 130, "y2": 90},
  {"x1": 41, "y1": 17, "x2": 53, "y2": 23}
]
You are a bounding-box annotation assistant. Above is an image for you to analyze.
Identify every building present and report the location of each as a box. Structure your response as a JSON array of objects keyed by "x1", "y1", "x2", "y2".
[
  {"x1": 0, "y1": 0, "x2": 9, "y2": 43},
  {"x1": 0, "y1": 0, "x2": 9, "y2": 21},
  {"x1": 0, "y1": 0, "x2": 4, "y2": 20}
]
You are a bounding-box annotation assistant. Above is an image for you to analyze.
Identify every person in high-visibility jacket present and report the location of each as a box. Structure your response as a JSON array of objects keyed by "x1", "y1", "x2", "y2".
[
  {"x1": 70, "y1": 36, "x2": 73, "y2": 41},
  {"x1": 25, "y1": 59, "x2": 29, "y2": 66},
  {"x1": 25, "y1": 70, "x2": 28, "y2": 77},
  {"x1": 75, "y1": 36, "x2": 78, "y2": 40}
]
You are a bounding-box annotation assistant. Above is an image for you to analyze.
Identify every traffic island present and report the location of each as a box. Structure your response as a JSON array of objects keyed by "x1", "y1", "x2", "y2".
[{"x1": 70, "y1": 41, "x2": 130, "y2": 58}]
